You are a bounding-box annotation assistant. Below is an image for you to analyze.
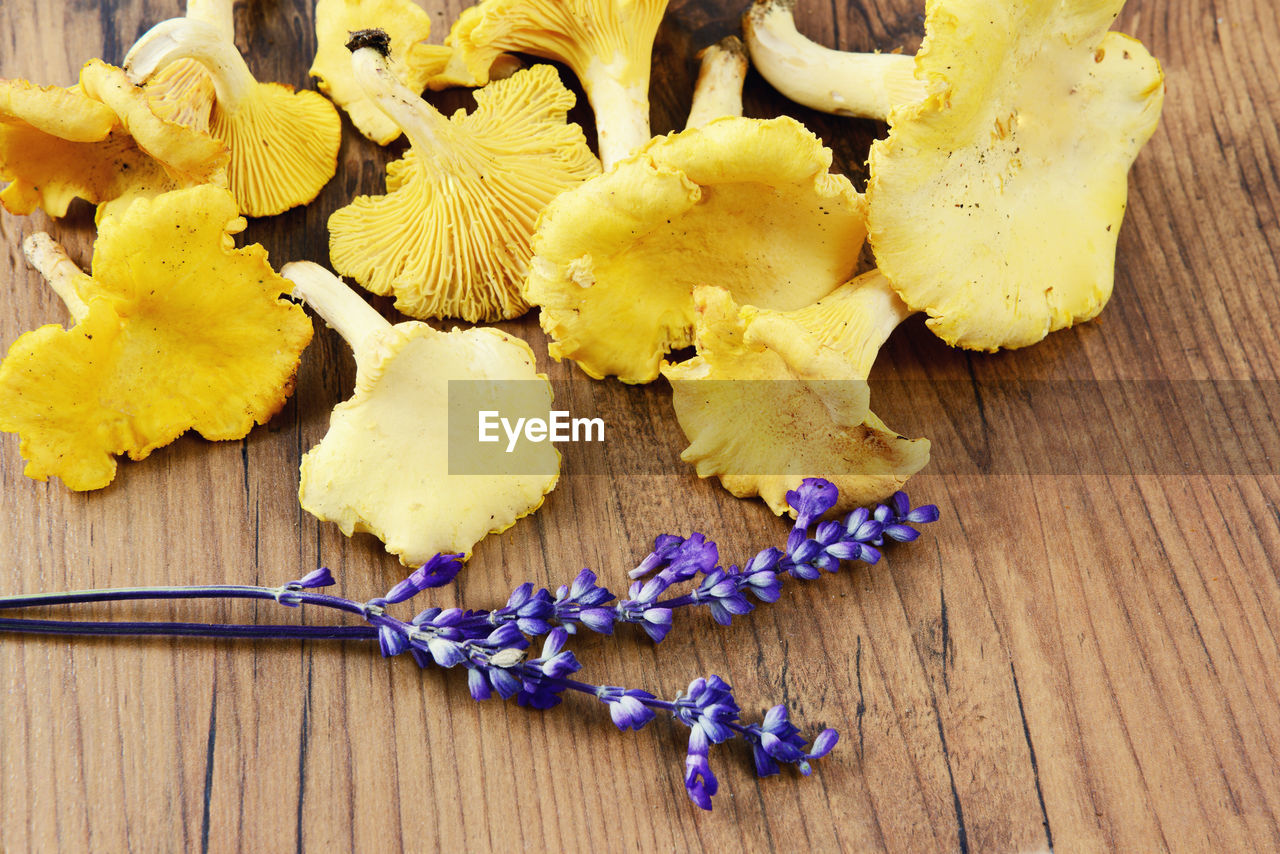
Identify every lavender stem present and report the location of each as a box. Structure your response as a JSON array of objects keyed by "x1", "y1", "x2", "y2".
[{"x1": 0, "y1": 617, "x2": 377, "y2": 640}]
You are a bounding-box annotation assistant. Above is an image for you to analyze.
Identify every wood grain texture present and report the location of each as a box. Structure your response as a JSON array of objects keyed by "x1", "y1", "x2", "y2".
[{"x1": 2, "y1": 0, "x2": 1279, "y2": 851}]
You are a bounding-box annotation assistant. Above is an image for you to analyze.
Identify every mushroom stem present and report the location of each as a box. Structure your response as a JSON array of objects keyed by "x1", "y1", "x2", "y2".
[
  {"x1": 124, "y1": 18, "x2": 258, "y2": 112},
  {"x1": 798, "y1": 269, "x2": 914, "y2": 377},
  {"x1": 743, "y1": 0, "x2": 926, "y2": 120},
  {"x1": 185, "y1": 0, "x2": 234, "y2": 40},
  {"x1": 281, "y1": 262, "x2": 390, "y2": 374},
  {"x1": 686, "y1": 37, "x2": 749, "y2": 129},
  {"x1": 350, "y1": 45, "x2": 460, "y2": 173},
  {"x1": 23, "y1": 233, "x2": 90, "y2": 324},
  {"x1": 581, "y1": 57, "x2": 651, "y2": 170}
]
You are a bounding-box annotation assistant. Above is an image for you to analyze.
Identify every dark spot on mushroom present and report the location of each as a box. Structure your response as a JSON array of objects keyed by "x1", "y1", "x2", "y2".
[{"x1": 347, "y1": 28, "x2": 392, "y2": 56}]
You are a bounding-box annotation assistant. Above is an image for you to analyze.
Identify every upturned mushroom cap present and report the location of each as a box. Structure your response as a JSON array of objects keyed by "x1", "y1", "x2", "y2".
[
  {"x1": 130, "y1": 0, "x2": 236, "y2": 134},
  {"x1": 0, "y1": 186, "x2": 313, "y2": 491},
  {"x1": 432, "y1": 0, "x2": 670, "y2": 168},
  {"x1": 525, "y1": 115, "x2": 867, "y2": 383},
  {"x1": 142, "y1": 60, "x2": 217, "y2": 132},
  {"x1": 310, "y1": 0, "x2": 435, "y2": 144},
  {"x1": 125, "y1": 17, "x2": 342, "y2": 217},
  {"x1": 282, "y1": 261, "x2": 559, "y2": 565},
  {"x1": 868, "y1": 0, "x2": 1165, "y2": 350},
  {"x1": 0, "y1": 62, "x2": 227, "y2": 218},
  {"x1": 329, "y1": 42, "x2": 598, "y2": 322},
  {"x1": 662, "y1": 271, "x2": 929, "y2": 515}
]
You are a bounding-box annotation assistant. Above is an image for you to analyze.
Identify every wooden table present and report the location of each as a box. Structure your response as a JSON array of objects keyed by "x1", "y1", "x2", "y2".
[{"x1": 3, "y1": 0, "x2": 1278, "y2": 850}]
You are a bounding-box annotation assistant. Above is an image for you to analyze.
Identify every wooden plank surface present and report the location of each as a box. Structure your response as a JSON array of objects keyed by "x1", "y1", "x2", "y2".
[{"x1": 2, "y1": 0, "x2": 1279, "y2": 851}]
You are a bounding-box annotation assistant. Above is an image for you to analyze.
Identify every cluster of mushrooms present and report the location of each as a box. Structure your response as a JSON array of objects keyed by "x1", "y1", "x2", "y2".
[{"x1": 0, "y1": 0, "x2": 1164, "y2": 566}]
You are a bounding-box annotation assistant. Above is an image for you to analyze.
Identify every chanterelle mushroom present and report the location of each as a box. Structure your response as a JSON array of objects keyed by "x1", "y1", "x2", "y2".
[
  {"x1": 0, "y1": 61, "x2": 227, "y2": 219},
  {"x1": 328, "y1": 30, "x2": 599, "y2": 322},
  {"x1": 662, "y1": 270, "x2": 929, "y2": 515},
  {"x1": 281, "y1": 261, "x2": 559, "y2": 565},
  {"x1": 124, "y1": 0, "x2": 342, "y2": 217},
  {"x1": 743, "y1": 0, "x2": 926, "y2": 120},
  {"x1": 133, "y1": 0, "x2": 235, "y2": 133},
  {"x1": 849, "y1": 0, "x2": 1165, "y2": 350},
  {"x1": 0, "y1": 186, "x2": 312, "y2": 491},
  {"x1": 524, "y1": 45, "x2": 865, "y2": 384},
  {"x1": 429, "y1": 0, "x2": 670, "y2": 169},
  {"x1": 310, "y1": 0, "x2": 436, "y2": 144}
]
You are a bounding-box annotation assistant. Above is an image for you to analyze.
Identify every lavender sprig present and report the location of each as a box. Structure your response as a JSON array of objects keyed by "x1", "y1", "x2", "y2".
[
  {"x1": 0, "y1": 479, "x2": 938, "y2": 809},
  {"x1": 488, "y1": 483, "x2": 939, "y2": 640}
]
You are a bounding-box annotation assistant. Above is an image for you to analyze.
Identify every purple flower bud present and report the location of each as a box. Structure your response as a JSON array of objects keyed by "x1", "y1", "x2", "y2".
[
  {"x1": 516, "y1": 617, "x2": 552, "y2": 636},
  {"x1": 824, "y1": 541, "x2": 867, "y2": 561},
  {"x1": 637, "y1": 575, "x2": 669, "y2": 604},
  {"x1": 808, "y1": 728, "x2": 839, "y2": 759},
  {"x1": 506, "y1": 582, "x2": 534, "y2": 609},
  {"x1": 787, "y1": 479, "x2": 839, "y2": 529},
  {"x1": 487, "y1": 666, "x2": 522, "y2": 699},
  {"x1": 906, "y1": 504, "x2": 940, "y2": 524},
  {"x1": 485, "y1": 622, "x2": 525, "y2": 648},
  {"x1": 578, "y1": 607, "x2": 615, "y2": 634},
  {"x1": 744, "y1": 547, "x2": 781, "y2": 575},
  {"x1": 540, "y1": 650, "x2": 580, "y2": 679},
  {"x1": 814, "y1": 520, "x2": 843, "y2": 546},
  {"x1": 762, "y1": 704, "x2": 788, "y2": 732},
  {"x1": 788, "y1": 562, "x2": 822, "y2": 581},
  {"x1": 761, "y1": 731, "x2": 805, "y2": 763},
  {"x1": 683, "y1": 753, "x2": 718, "y2": 811},
  {"x1": 743, "y1": 570, "x2": 781, "y2": 603},
  {"x1": 427, "y1": 637, "x2": 465, "y2": 668},
  {"x1": 844, "y1": 508, "x2": 882, "y2": 541},
  {"x1": 467, "y1": 667, "x2": 491, "y2": 700},
  {"x1": 569, "y1": 568, "x2": 597, "y2": 599},
  {"x1": 434, "y1": 608, "x2": 465, "y2": 627},
  {"x1": 294, "y1": 567, "x2": 335, "y2": 589},
  {"x1": 411, "y1": 552, "x2": 465, "y2": 589},
  {"x1": 629, "y1": 534, "x2": 687, "y2": 579},
  {"x1": 789, "y1": 539, "x2": 821, "y2": 564},
  {"x1": 411, "y1": 607, "x2": 441, "y2": 626},
  {"x1": 639, "y1": 610, "x2": 672, "y2": 643},
  {"x1": 882, "y1": 523, "x2": 921, "y2": 543},
  {"x1": 377, "y1": 625, "x2": 408, "y2": 657},
  {"x1": 891, "y1": 491, "x2": 911, "y2": 518},
  {"x1": 541, "y1": 627, "x2": 568, "y2": 659}
]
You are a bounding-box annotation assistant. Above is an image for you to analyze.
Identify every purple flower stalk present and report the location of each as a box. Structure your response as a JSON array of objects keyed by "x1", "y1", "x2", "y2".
[{"x1": 0, "y1": 479, "x2": 937, "y2": 810}]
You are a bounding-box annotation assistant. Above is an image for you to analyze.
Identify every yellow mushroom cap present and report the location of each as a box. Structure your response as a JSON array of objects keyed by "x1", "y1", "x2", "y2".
[
  {"x1": 329, "y1": 50, "x2": 599, "y2": 322},
  {"x1": 0, "y1": 186, "x2": 313, "y2": 491},
  {"x1": 283, "y1": 261, "x2": 559, "y2": 565},
  {"x1": 142, "y1": 60, "x2": 217, "y2": 133},
  {"x1": 662, "y1": 271, "x2": 929, "y2": 516},
  {"x1": 436, "y1": 0, "x2": 671, "y2": 168},
  {"x1": 125, "y1": 17, "x2": 342, "y2": 217},
  {"x1": 0, "y1": 78, "x2": 116, "y2": 140},
  {"x1": 78, "y1": 60, "x2": 227, "y2": 186},
  {"x1": 0, "y1": 63, "x2": 227, "y2": 218},
  {"x1": 310, "y1": 0, "x2": 435, "y2": 144},
  {"x1": 525, "y1": 115, "x2": 867, "y2": 384},
  {"x1": 867, "y1": 0, "x2": 1166, "y2": 351},
  {"x1": 212, "y1": 82, "x2": 342, "y2": 217}
]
